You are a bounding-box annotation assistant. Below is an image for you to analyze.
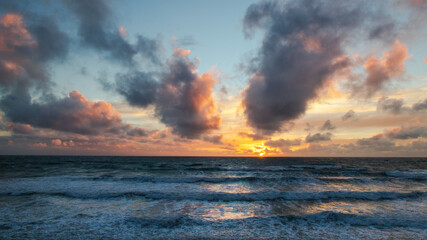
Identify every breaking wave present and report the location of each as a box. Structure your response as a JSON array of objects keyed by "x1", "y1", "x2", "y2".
[{"x1": 2, "y1": 190, "x2": 424, "y2": 201}]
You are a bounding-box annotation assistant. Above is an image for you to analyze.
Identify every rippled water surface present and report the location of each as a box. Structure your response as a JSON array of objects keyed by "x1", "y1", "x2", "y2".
[{"x1": 0, "y1": 156, "x2": 426, "y2": 239}]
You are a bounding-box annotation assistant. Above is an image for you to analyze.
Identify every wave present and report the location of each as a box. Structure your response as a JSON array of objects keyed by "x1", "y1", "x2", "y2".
[
  {"x1": 2, "y1": 190, "x2": 424, "y2": 202},
  {"x1": 87, "y1": 176, "x2": 260, "y2": 183},
  {"x1": 185, "y1": 165, "x2": 362, "y2": 172},
  {"x1": 385, "y1": 170, "x2": 427, "y2": 180},
  {"x1": 81, "y1": 175, "x2": 422, "y2": 184},
  {"x1": 124, "y1": 211, "x2": 426, "y2": 229},
  {"x1": 290, "y1": 165, "x2": 343, "y2": 170}
]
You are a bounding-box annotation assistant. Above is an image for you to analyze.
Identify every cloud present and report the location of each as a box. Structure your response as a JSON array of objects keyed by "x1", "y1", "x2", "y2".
[
  {"x1": 64, "y1": 0, "x2": 160, "y2": 65},
  {"x1": 172, "y1": 48, "x2": 191, "y2": 57},
  {"x1": 1, "y1": 90, "x2": 136, "y2": 135},
  {"x1": 342, "y1": 110, "x2": 356, "y2": 121},
  {"x1": 352, "y1": 40, "x2": 409, "y2": 97},
  {"x1": 155, "y1": 52, "x2": 221, "y2": 138},
  {"x1": 412, "y1": 99, "x2": 427, "y2": 111},
  {"x1": 115, "y1": 71, "x2": 159, "y2": 108},
  {"x1": 0, "y1": 13, "x2": 69, "y2": 91},
  {"x1": 356, "y1": 133, "x2": 395, "y2": 151},
  {"x1": 203, "y1": 134, "x2": 223, "y2": 144},
  {"x1": 29, "y1": 16, "x2": 70, "y2": 62},
  {"x1": 51, "y1": 138, "x2": 63, "y2": 146},
  {"x1": 305, "y1": 132, "x2": 332, "y2": 143},
  {"x1": 0, "y1": 10, "x2": 153, "y2": 139},
  {"x1": 238, "y1": 132, "x2": 265, "y2": 141},
  {"x1": 241, "y1": 0, "x2": 380, "y2": 134},
  {"x1": 240, "y1": 0, "x2": 420, "y2": 134},
  {"x1": 264, "y1": 138, "x2": 301, "y2": 152},
  {"x1": 377, "y1": 97, "x2": 406, "y2": 114},
  {"x1": 7, "y1": 122, "x2": 33, "y2": 134},
  {"x1": 384, "y1": 126, "x2": 427, "y2": 139},
  {"x1": 377, "y1": 97, "x2": 427, "y2": 114},
  {"x1": 319, "y1": 120, "x2": 336, "y2": 131},
  {"x1": 304, "y1": 123, "x2": 313, "y2": 132},
  {"x1": 126, "y1": 127, "x2": 148, "y2": 137},
  {"x1": 112, "y1": 49, "x2": 221, "y2": 139},
  {"x1": 407, "y1": 0, "x2": 427, "y2": 9},
  {"x1": 118, "y1": 26, "x2": 127, "y2": 37}
]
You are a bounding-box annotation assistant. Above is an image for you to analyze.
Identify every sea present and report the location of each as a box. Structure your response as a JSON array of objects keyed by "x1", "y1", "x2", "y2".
[{"x1": 0, "y1": 156, "x2": 426, "y2": 239}]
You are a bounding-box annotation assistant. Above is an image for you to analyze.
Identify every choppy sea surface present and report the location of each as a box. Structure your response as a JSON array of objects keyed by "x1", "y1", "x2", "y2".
[{"x1": 0, "y1": 156, "x2": 426, "y2": 239}]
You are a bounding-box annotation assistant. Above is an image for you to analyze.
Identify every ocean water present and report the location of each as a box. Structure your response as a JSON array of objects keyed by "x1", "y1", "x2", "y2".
[{"x1": 0, "y1": 156, "x2": 426, "y2": 239}]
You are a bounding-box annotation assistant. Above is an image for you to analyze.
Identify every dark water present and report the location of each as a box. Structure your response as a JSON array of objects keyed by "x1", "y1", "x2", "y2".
[{"x1": 0, "y1": 156, "x2": 426, "y2": 239}]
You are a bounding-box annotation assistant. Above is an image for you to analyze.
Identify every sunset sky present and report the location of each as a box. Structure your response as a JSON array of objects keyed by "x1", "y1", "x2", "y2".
[{"x1": 0, "y1": 0, "x2": 426, "y2": 156}]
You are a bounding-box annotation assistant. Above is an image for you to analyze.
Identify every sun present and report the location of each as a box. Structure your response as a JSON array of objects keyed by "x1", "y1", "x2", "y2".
[{"x1": 259, "y1": 152, "x2": 265, "y2": 157}]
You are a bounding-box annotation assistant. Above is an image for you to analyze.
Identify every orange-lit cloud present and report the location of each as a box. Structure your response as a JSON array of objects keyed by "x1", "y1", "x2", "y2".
[
  {"x1": 0, "y1": 13, "x2": 34, "y2": 51},
  {"x1": 353, "y1": 40, "x2": 409, "y2": 97},
  {"x1": 118, "y1": 26, "x2": 127, "y2": 37},
  {"x1": 7, "y1": 122, "x2": 33, "y2": 134},
  {"x1": 172, "y1": 48, "x2": 191, "y2": 57}
]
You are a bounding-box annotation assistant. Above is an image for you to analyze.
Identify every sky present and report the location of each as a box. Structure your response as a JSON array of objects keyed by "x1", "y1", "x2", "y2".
[{"x1": 0, "y1": 0, "x2": 427, "y2": 157}]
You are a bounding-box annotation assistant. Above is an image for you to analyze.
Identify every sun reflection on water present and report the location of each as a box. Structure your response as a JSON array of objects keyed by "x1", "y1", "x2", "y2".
[
  {"x1": 199, "y1": 183, "x2": 253, "y2": 194},
  {"x1": 191, "y1": 203, "x2": 259, "y2": 220}
]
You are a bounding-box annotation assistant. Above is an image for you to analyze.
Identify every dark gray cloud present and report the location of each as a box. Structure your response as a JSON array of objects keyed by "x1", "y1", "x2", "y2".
[
  {"x1": 342, "y1": 110, "x2": 356, "y2": 121},
  {"x1": 154, "y1": 53, "x2": 221, "y2": 139},
  {"x1": 112, "y1": 48, "x2": 222, "y2": 139},
  {"x1": 114, "y1": 50, "x2": 223, "y2": 139},
  {"x1": 377, "y1": 97, "x2": 407, "y2": 114},
  {"x1": 412, "y1": 99, "x2": 427, "y2": 111},
  {"x1": 369, "y1": 22, "x2": 396, "y2": 41},
  {"x1": 64, "y1": 0, "x2": 160, "y2": 65},
  {"x1": 385, "y1": 126, "x2": 427, "y2": 139},
  {"x1": 377, "y1": 97, "x2": 427, "y2": 115},
  {"x1": 125, "y1": 126, "x2": 148, "y2": 137},
  {"x1": 0, "y1": 90, "x2": 125, "y2": 135},
  {"x1": 29, "y1": 16, "x2": 69, "y2": 62},
  {"x1": 305, "y1": 132, "x2": 332, "y2": 143},
  {"x1": 203, "y1": 135, "x2": 223, "y2": 144},
  {"x1": 319, "y1": 120, "x2": 336, "y2": 131},
  {"x1": 115, "y1": 71, "x2": 159, "y2": 108},
  {"x1": 242, "y1": 0, "x2": 374, "y2": 133},
  {"x1": 356, "y1": 133, "x2": 395, "y2": 151}
]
